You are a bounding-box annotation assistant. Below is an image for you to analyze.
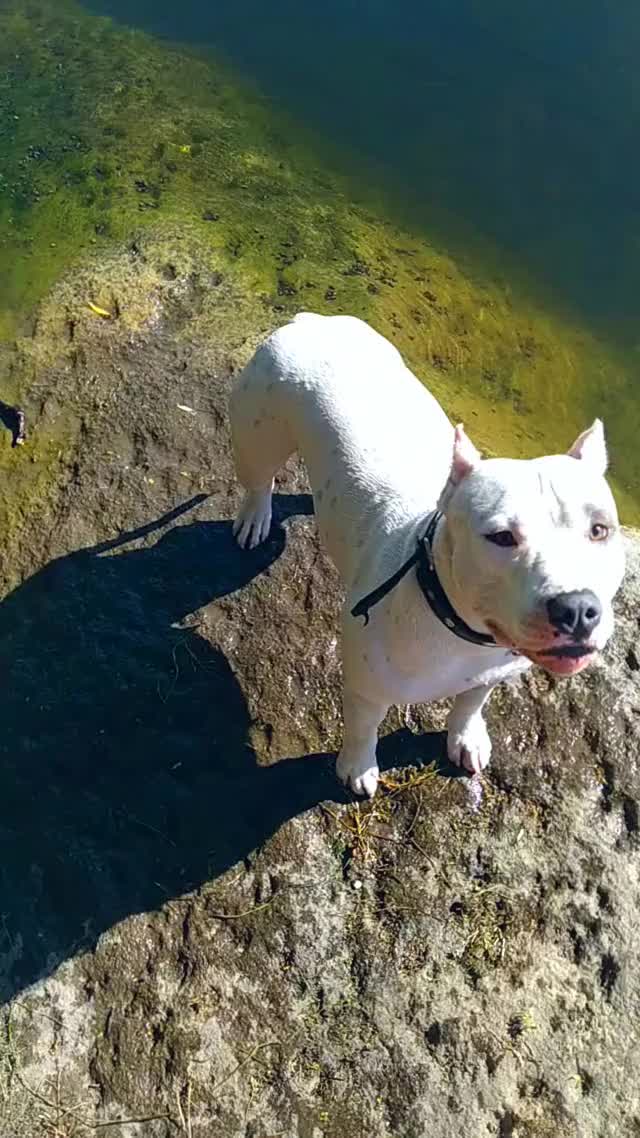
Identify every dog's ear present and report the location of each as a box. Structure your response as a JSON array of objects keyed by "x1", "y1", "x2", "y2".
[
  {"x1": 438, "y1": 425, "x2": 481, "y2": 510},
  {"x1": 450, "y1": 424, "x2": 481, "y2": 485},
  {"x1": 567, "y1": 419, "x2": 608, "y2": 475}
]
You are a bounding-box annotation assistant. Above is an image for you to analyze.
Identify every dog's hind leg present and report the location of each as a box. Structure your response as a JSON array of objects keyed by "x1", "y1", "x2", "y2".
[
  {"x1": 230, "y1": 357, "x2": 295, "y2": 549},
  {"x1": 233, "y1": 484, "x2": 274, "y2": 550}
]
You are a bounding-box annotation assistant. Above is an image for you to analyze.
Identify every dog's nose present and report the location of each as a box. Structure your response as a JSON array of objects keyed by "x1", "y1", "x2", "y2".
[{"x1": 546, "y1": 590, "x2": 602, "y2": 641}]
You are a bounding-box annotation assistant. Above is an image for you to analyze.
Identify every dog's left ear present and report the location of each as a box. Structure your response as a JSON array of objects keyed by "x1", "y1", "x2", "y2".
[
  {"x1": 450, "y1": 424, "x2": 482, "y2": 485},
  {"x1": 567, "y1": 419, "x2": 608, "y2": 476}
]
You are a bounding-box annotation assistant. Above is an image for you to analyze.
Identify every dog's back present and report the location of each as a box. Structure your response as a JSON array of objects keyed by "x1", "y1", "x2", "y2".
[{"x1": 230, "y1": 313, "x2": 453, "y2": 581}]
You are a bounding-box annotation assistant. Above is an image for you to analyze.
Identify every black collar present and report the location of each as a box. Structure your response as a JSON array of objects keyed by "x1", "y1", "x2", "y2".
[{"x1": 350, "y1": 510, "x2": 497, "y2": 648}]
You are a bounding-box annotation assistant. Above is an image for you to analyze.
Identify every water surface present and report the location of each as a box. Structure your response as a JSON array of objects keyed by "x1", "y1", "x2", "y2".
[
  {"x1": 1, "y1": 0, "x2": 639, "y2": 518},
  {"x1": 85, "y1": 0, "x2": 640, "y2": 344}
]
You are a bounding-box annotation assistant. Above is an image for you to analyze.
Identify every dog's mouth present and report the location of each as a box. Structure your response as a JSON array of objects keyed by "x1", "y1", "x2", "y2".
[
  {"x1": 525, "y1": 642, "x2": 597, "y2": 676},
  {"x1": 540, "y1": 644, "x2": 594, "y2": 659},
  {"x1": 486, "y1": 622, "x2": 597, "y2": 675}
]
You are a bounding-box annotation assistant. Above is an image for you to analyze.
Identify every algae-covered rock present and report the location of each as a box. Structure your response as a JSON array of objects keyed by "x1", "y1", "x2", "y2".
[
  {"x1": 2, "y1": 0, "x2": 640, "y2": 522},
  {"x1": 0, "y1": 243, "x2": 639, "y2": 1137}
]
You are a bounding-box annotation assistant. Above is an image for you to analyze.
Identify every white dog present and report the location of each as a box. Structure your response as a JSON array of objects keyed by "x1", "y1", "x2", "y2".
[{"x1": 230, "y1": 313, "x2": 624, "y2": 796}]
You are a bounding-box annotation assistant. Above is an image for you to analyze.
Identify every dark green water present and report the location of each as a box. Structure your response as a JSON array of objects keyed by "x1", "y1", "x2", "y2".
[
  {"x1": 84, "y1": 0, "x2": 640, "y2": 346},
  {"x1": 1, "y1": 0, "x2": 639, "y2": 518}
]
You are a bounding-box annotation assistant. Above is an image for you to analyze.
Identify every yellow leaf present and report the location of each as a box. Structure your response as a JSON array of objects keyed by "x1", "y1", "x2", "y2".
[{"x1": 87, "y1": 301, "x2": 112, "y2": 318}]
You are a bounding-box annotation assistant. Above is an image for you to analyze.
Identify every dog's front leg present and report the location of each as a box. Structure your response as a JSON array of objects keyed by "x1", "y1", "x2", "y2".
[
  {"x1": 446, "y1": 685, "x2": 494, "y2": 775},
  {"x1": 336, "y1": 689, "x2": 388, "y2": 798}
]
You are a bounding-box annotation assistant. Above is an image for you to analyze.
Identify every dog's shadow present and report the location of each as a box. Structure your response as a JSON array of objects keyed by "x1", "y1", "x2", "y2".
[{"x1": 0, "y1": 493, "x2": 447, "y2": 1001}]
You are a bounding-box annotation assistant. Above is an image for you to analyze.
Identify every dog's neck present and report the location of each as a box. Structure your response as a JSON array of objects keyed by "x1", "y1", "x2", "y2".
[
  {"x1": 350, "y1": 509, "x2": 498, "y2": 644},
  {"x1": 429, "y1": 513, "x2": 491, "y2": 639}
]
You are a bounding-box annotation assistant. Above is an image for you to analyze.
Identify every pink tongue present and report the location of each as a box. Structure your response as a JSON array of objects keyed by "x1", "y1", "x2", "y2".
[{"x1": 537, "y1": 651, "x2": 594, "y2": 677}]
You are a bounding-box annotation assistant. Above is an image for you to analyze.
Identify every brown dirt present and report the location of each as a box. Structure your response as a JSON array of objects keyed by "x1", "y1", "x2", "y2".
[{"x1": 1, "y1": 236, "x2": 639, "y2": 1138}]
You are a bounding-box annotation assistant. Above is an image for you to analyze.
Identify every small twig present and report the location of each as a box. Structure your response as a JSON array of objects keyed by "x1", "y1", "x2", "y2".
[
  {"x1": 208, "y1": 1041, "x2": 282, "y2": 1096},
  {"x1": 185, "y1": 1079, "x2": 192, "y2": 1138},
  {"x1": 208, "y1": 895, "x2": 277, "y2": 920},
  {"x1": 518, "y1": 1034, "x2": 541, "y2": 1075},
  {"x1": 90, "y1": 1113, "x2": 176, "y2": 1130},
  {"x1": 119, "y1": 809, "x2": 176, "y2": 847},
  {"x1": 484, "y1": 1027, "x2": 524, "y2": 1069},
  {"x1": 157, "y1": 643, "x2": 181, "y2": 703},
  {"x1": 175, "y1": 1087, "x2": 186, "y2": 1131},
  {"x1": 409, "y1": 836, "x2": 438, "y2": 868},
  {"x1": 14, "y1": 1070, "x2": 173, "y2": 1130},
  {"x1": 175, "y1": 1076, "x2": 194, "y2": 1137},
  {"x1": 55, "y1": 1068, "x2": 61, "y2": 1135},
  {"x1": 375, "y1": 903, "x2": 445, "y2": 920},
  {"x1": 15, "y1": 1069, "x2": 174, "y2": 1133},
  {"x1": 8, "y1": 1009, "x2": 175, "y2": 1134},
  {"x1": 320, "y1": 805, "x2": 341, "y2": 825},
  {"x1": 174, "y1": 1083, "x2": 184, "y2": 1128},
  {"x1": 405, "y1": 798, "x2": 423, "y2": 839},
  {"x1": 368, "y1": 832, "x2": 403, "y2": 846}
]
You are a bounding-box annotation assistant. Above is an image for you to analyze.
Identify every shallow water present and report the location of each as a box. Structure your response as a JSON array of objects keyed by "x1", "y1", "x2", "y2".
[
  {"x1": 85, "y1": 0, "x2": 640, "y2": 344},
  {"x1": 1, "y1": 0, "x2": 639, "y2": 518}
]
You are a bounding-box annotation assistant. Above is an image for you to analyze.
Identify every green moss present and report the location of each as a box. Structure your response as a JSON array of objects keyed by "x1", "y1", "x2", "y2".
[
  {"x1": 456, "y1": 882, "x2": 514, "y2": 978},
  {"x1": 0, "y1": 416, "x2": 76, "y2": 588},
  {"x1": 1, "y1": 0, "x2": 639, "y2": 521}
]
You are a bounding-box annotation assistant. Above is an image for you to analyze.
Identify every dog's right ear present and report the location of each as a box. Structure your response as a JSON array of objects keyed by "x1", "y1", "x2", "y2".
[
  {"x1": 450, "y1": 424, "x2": 481, "y2": 485},
  {"x1": 438, "y1": 425, "x2": 481, "y2": 510}
]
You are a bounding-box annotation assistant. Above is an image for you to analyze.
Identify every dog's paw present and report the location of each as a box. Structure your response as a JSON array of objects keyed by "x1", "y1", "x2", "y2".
[
  {"x1": 336, "y1": 751, "x2": 380, "y2": 798},
  {"x1": 233, "y1": 489, "x2": 272, "y2": 549},
  {"x1": 447, "y1": 718, "x2": 492, "y2": 776}
]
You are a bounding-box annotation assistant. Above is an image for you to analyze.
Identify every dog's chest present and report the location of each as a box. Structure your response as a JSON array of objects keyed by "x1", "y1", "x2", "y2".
[
  {"x1": 348, "y1": 587, "x2": 530, "y2": 704},
  {"x1": 372, "y1": 635, "x2": 525, "y2": 703}
]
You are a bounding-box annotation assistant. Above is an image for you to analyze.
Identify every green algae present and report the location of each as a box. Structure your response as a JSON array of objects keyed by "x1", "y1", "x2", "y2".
[
  {"x1": 0, "y1": 0, "x2": 639, "y2": 523},
  {"x1": 0, "y1": 415, "x2": 76, "y2": 592}
]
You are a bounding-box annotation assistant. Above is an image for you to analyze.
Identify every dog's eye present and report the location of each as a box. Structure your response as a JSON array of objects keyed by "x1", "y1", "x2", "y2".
[
  {"x1": 590, "y1": 522, "x2": 609, "y2": 542},
  {"x1": 485, "y1": 530, "x2": 517, "y2": 548}
]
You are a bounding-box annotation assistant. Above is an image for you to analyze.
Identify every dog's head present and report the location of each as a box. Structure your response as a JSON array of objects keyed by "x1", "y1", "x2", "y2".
[{"x1": 438, "y1": 421, "x2": 625, "y2": 675}]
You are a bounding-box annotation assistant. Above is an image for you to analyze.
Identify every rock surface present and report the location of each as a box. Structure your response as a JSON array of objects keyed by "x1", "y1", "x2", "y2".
[{"x1": 1, "y1": 245, "x2": 639, "y2": 1138}]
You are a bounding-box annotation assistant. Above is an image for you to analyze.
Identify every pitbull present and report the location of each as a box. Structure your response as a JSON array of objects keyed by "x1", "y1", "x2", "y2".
[{"x1": 230, "y1": 312, "x2": 624, "y2": 796}]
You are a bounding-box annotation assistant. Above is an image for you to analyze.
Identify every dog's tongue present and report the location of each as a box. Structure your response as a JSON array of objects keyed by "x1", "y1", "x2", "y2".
[
  {"x1": 488, "y1": 621, "x2": 596, "y2": 676},
  {"x1": 528, "y1": 650, "x2": 595, "y2": 677}
]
